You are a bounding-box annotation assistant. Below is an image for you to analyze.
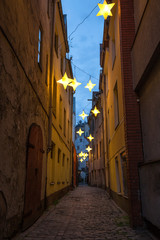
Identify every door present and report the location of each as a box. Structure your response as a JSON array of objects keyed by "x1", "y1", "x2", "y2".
[{"x1": 23, "y1": 124, "x2": 43, "y2": 230}]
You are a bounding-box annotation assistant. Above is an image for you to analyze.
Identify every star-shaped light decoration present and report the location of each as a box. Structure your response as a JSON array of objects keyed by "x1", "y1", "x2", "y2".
[
  {"x1": 85, "y1": 80, "x2": 96, "y2": 92},
  {"x1": 79, "y1": 110, "x2": 88, "y2": 120},
  {"x1": 84, "y1": 153, "x2": 88, "y2": 158},
  {"x1": 91, "y1": 106, "x2": 100, "y2": 117},
  {"x1": 80, "y1": 158, "x2": 84, "y2": 163},
  {"x1": 69, "y1": 78, "x2": 81, "y2": 91},
  {"x1": 57, "y1": 72, "x2": 72, "y2": 89},
  {"x1": 79, "y1": 151, "x2": 85, "y2": 157},
  {"x1": 86, "y1": 146, "x2": 92, "y2": 152},
  {"x1": 76, "y1": 128, "x2": 84, "y2": 136},
  {"x1": 83, "y1": 155, "x2": 87, "y2": 160},
  {"x1": 97, "y1": 0, "x2": 115, "y2": 20},
  {"x1": 87, "y1": 134, "x2": 94, "y2": 142}
]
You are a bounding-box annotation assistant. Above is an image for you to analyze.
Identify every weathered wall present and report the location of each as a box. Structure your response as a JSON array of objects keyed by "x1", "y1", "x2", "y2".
[
  {"x1": 0, "y1": 0, "x2": 50, "y2": 237},
  {"x1": 139, "y1": 57, "x2": 160, "y2": 161},
  {"x1": 132, "y1": 0, "x2": 160, "y2": 230},
  {"x1": 132, "y1": 0, "x2": 160, "y2": 89},
  {"x1": 138, "y1": 55, "x2": 160, "y2": 229},
  {"x1": 139, "y1": 161, "x2": 160, "y2": 229}
]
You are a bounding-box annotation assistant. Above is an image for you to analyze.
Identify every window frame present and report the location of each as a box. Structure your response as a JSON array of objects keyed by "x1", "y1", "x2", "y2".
[{"x1": 38, "y1": 27, "x2": 43, "y2": 69}]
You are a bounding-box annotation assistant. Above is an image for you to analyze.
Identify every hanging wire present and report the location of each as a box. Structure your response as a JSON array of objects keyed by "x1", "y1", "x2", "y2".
[
  {"x1": 59, "y1": 0, "x2": 103, "y2": 49},
  {"x1": 71, "y1": 61, "x2": 99, "y2": 81}
]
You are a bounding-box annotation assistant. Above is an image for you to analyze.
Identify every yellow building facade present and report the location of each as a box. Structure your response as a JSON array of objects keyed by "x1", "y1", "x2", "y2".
[
  {"x1": 46, "y1": 1, "x2": 73, "y2": 204},
  {"x1": 100, "y1": 1, "x2": 129, "y2": 212}
]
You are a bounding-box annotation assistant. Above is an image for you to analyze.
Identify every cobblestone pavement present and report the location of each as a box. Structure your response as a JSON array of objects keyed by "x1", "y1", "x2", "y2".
[{"x1": 13, "y1": 186, "x2": 155, "y2": 240}]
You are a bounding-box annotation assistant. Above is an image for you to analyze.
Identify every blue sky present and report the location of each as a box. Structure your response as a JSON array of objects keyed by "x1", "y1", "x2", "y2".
[{"x1": 61, "y1": 0, "x2": 104, "y2": 123}]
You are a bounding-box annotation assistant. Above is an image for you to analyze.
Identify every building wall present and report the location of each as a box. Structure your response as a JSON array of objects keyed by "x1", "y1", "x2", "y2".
[
  {"x1": 101, "y1": 1, "x2": 128, "y2": 212},
  {"x1": 45, "y1": 1, "x2": 73, "y2": 205},
  {"x1": 0, "y1": 0, "x2": 73, "y2": 237},
  {"x1": 132, "y1": 0, "x2": 160, "y2": 230}
]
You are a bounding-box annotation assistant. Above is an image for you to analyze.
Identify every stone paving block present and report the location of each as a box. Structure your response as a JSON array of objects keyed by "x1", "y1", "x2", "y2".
[{"x1": 12, "y1": 186, "x2": 155, "y2": 240}]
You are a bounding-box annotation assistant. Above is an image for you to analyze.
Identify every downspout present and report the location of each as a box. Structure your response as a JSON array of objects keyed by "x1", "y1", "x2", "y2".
[{"x1": 45, "y1": 0, "x2": 57, "y2": 208}]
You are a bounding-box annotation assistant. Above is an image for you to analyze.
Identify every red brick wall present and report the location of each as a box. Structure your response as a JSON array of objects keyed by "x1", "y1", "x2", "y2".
[{"x1": 118, "y1": 0, "x2": 144, "y2": 227}]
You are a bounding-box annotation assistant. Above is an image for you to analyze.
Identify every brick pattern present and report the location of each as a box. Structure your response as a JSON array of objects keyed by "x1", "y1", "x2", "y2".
[{"x1": 118, "y1": 0, "x2": 144, "y2": 227}]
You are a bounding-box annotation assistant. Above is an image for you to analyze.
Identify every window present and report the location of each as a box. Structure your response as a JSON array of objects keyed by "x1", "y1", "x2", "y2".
[
  {"x1": 68, "y1": 88, "x2": 70, "y2": 104},
  {"x1": 59, "y1": 96, "x2": 62, "y2": 128},
  {"x1": 115, "y1": 157, "x2": 121, "y2": 193},
  {"x1": 67, "y1": 120, "x2": 69, "y2": 142},
  {"x1": 47, "y1": 0, "x2": 50, "y2": 17},
  {"x1": 53, "y1": 77, "x2": 57, "y2": 116},
  {"x1": 107, "y1": 110, "x2": 110, "y2": 142},
  {"x1": 62, "y1": 153, "x2": 65, "y2": 167},
  {"x1": 114, "y1": 82, "x2": 119, "y2": 129},
  {"x1": 64, "y1": 108, "x2": 66, "y2": 136},
  {"x1": 61, "y1": 55, "x2": 64, "y2": 76},
  {"x1": 38, "y1": 28, "x2": 42, "y2": 66},
  {"x1": 45, "y1": 54, "x2": 48, "y2": 86},
  {"x1": 100, "y1": 141, "x2": 101, "y2": 157},
  {"x1": 112, "y1": 39, "x2": 116, "y2": 68},
  {"x1": 58, "y1": 148, "x2": 61, "y2": 163},
  {"x1": 120, "y1": 152, "x2": 128, "y2": 196},
  {"x1": 51, "y1": 142, "x2": 55, "y2": 159},
  {"x1": 55, "y1": 33, "x2": 58, "y2": 57},
  {"x1": 51, "y1": 142, "x2": 55, "y2": 181}
]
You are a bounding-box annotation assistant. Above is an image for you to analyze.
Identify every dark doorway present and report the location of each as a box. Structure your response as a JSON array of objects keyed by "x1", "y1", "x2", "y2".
[{"x1": 22, "y1": 124, "x2": 43, "y2": 230}]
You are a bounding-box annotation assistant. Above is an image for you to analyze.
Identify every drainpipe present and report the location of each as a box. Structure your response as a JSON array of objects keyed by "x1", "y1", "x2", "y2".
[{"x1": 45, "y1": 0, "x2": 57, "y2": 209}]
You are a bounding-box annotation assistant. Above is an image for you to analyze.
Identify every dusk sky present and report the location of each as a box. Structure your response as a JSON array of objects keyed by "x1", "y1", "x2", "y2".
[{"x1": 61, "y1": 0, "x2": 104, "y2": 123}]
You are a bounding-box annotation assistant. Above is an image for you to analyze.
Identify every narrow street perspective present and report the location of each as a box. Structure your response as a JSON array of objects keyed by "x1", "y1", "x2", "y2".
[
  {"x1": 0, "y1": 0, "x2": 160, "y2": 239},
  {"x1": 13, "y1": 186, "x2": 153, "y2": 240}
]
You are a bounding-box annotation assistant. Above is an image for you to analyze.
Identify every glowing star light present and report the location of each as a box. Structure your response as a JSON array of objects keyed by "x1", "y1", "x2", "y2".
[
  {"x1": 87, "y1": 134, "x2": 94, "y2": 142},
  {"x1": 84, "y1": 153, "x2": 88, "y2": 157},
  {"x1": 76, "y1": 128, "x2": 84, "y2": 136},
  {"x1": 79, "y1": 110, "x2": 88, "y2": 120},
  {"x1": 80, "y1": 158, "x2": 84, "y2": 163},
  {"x1": 85, "y1": 80, "x2": 96, "y2": 92},
  {"x1": 69, "y1": 78, "x2": 82, "y2": 91},
  {"x1": 91, "y1": 106, "x2": 100, "y2": 117},
  {"x1": 86, "y1": 146, "x2": 92, "y2": 152},
  {"x1": 97, "y1": 0, "x2": 115, "y2": 20},
  {"x1": 79, "y1": 151, "x2": 85, "y2": 157},
  {"x1": 57, "y1": 72, "x2": 71, "y2": 89}
]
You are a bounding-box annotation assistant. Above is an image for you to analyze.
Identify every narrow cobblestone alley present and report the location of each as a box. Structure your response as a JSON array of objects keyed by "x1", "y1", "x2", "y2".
[{"x1": 13, "y1": 186, "x2": 154, "y2": 240}]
